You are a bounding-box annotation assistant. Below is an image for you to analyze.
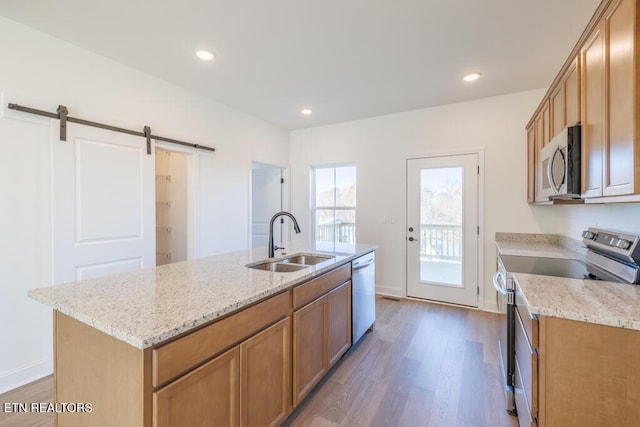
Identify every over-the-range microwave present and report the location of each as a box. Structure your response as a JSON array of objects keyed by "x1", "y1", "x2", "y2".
[{"x1": 538, "y1": 124, "x2": 581, "y2": 200}]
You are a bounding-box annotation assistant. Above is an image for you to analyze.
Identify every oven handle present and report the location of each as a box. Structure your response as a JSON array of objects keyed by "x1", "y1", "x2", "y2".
[{"x1": 492, "y1": 271, "x2": 508, "y2": 295}]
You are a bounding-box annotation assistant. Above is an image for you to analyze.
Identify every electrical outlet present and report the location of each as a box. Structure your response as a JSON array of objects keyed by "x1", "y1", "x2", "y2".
[{"x1": 383, "y1": 216, "x2": 394, "y2": 224}]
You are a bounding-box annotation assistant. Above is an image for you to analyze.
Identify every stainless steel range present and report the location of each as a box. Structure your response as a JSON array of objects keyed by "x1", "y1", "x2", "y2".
[{"x1": 493, "y1": 228, "x2": 640, "y2": 416}]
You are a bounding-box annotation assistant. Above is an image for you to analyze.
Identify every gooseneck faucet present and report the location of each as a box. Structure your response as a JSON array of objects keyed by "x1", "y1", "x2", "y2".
[{"x1": 268, "y1": 211, "x2": 301, "y2": 257}]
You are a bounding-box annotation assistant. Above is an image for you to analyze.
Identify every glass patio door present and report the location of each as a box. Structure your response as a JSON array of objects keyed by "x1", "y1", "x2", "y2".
[{"x1": 406, "y1": 154, "x2": 479, "y2": 307}]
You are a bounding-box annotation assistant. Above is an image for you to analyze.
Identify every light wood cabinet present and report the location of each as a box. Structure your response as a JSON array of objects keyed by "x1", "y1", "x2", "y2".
[
  {"x1": 527, "y1": 125, "x2": 536, "y2": 204},
  {"x1": 581, "y1": 0, "x2": 637, "y2": 199},
  {"x1": 516, "y1": 281, "x2": 640, "y2": 426},
  {"x1": 602, "y1": 0, "x2": 636, "y2": 196},
  {"x1": 52, "y1": 257, "x2": 362, "y2": 427},
  {"x1": 293, "y1": 280, "x2": 352, "y2": 406},
  {"x1": 293, "y1": 294, "x2": 327, "y2": 406},
  {"x1": 581, "y1": 27, "x2": 605, "y2": 198},
  {"x1": 153, "y1": 347, "x2": 240, "y2": 427},
  {"x1": 564, "y1": 57, "x2": 580, "y2": 128},
  {"x1": 526, "y1": 0, "x2": 640, "y2": 203},
  {"x1": 240, "y1": 317, "x2": 291, "y2": 427},
  {"x1": 327, "y1": 281, "x2": 352, "y2": 367}
]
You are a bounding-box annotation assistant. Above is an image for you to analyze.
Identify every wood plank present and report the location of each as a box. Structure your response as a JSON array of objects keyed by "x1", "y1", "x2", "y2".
[{"x1": 152, "y1": 291, "x2": 290, "y2": 387}]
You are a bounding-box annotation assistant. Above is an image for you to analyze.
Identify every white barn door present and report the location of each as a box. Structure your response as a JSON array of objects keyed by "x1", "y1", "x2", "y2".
[{"x1": 53, "y1": 123, "x2": 155, "y2": 283}]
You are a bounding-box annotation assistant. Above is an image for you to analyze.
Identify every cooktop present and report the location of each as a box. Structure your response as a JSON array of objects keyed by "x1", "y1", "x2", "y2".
[{"x1": 499, "y1": 255, "x2": 589, "y2": 280}]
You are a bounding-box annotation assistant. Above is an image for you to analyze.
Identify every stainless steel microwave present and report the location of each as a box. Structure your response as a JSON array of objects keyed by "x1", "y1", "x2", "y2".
[{"x1": 538, "y1": 124, "x2": 581, "y2": 199}]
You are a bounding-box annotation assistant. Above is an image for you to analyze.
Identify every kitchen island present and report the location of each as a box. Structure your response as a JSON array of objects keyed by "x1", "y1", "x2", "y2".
[{"x1": 29, "y1": 244, "x2": 376, "y2": 427}]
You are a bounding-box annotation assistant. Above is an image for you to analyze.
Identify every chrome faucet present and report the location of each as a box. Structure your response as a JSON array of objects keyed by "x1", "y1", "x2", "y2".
[{"x1": 268, "y1": 211, "x2": 301, "y2": 257}]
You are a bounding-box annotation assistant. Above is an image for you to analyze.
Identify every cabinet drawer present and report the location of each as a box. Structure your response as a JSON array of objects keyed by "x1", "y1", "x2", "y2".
[
  {"x1": 515, "y1": 307, "x2": 538, "y2": 420},
  {"x1": 152, "y1": 291, "x2": 290, "y2": 387},
  {"x1": 515, "y1": 355, "x2": 537, "y2": 427},
  {"x1": 515, "y1": 282, "x2": 539, "y2": 348},
  {"x1": 293, "y1": 263, "x2": 350, "y2": 310}
]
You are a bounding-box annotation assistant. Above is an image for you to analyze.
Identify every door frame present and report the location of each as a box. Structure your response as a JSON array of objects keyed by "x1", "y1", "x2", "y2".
[
  {"x1": 155, "y1": 141, "x2": 198, "y2": 261},
  {"x1": 248, "y1": 161, "x2": 290, "y2": 252},
  {"x1": 403, "y1": 148, "x2": 485, "y2": 309}
]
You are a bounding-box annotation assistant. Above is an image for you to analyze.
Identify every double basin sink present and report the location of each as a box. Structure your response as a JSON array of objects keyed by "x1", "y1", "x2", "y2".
[{"x1": 247, "y1": 253, "x2": 334, "y2": 272}]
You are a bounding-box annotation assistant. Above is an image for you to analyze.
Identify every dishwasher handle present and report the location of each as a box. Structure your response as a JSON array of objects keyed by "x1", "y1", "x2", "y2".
[
  {"x1": 353, "y1": 257, "x2": 374, "y2": 271},
  {"x1": 492, "y1": 272, "x2": 508, "y2": 295}
]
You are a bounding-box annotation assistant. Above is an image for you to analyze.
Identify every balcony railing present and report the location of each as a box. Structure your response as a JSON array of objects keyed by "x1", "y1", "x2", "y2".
[
  {"x1": 420, "y1": 224, "x2": 462, "y2": 261},
  {"x1": 316, "y1": 222, "x2": 355, "y2": 243}
]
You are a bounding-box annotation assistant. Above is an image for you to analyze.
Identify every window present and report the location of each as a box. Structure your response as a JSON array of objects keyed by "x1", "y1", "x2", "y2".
[{"x1": 312, "y1": 164, "x2": 356, "y2": 252}]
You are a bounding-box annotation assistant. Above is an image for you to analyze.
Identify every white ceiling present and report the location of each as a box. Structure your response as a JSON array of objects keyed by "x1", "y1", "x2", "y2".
[{"x1": 0, "y1": 0, "x2": 601, "y2": 130}]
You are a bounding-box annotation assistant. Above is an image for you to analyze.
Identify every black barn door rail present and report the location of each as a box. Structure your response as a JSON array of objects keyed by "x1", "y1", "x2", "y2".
[{"x1": 7, "y1": 103, "x2": 215, "y2": 155}]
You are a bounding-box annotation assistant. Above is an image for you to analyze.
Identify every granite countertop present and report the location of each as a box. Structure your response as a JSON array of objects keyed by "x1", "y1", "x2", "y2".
[
  {"x1": 28, "y1": 243, "x2": 376, "y2": 349},
  {"x1": 495, "y1": 232, "x2": 584, "y2": 260},
  {"x1": 514, "y1": 272, "x2": 640, "y2": 331}
]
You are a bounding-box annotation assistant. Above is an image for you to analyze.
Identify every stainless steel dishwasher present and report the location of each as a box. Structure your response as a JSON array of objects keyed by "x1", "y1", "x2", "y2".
[{"x1": 352, "y1": 251, "x2": 376, "y2": 343}]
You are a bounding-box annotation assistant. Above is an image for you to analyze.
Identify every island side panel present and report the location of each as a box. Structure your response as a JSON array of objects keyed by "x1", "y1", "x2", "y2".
[{"x1": 54, "y1": 311, "x2": 151, "y2": 427}]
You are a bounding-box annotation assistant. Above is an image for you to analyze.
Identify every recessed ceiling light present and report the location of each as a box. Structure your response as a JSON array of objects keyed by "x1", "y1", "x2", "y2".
[
  {"x1": 301, "y1": 109, "x2": 313, "y2": 115},
  {"x1": 463, "y1": 72, "x2": 482, "y2": 82},
  {"x1": 196, "y1": 50, "x2": 215, "y2": 61}
]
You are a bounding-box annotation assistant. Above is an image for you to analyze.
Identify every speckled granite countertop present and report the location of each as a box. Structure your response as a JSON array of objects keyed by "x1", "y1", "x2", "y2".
[
  {"x1": 495, "y1": 232, "x2": 584, "y2": 260},
  {"x1": 514, "y1": 273, "x2": 640, "y2": 331},
  {"x1": 28, "y1": 244, "x2": 376, "y2": 349}
]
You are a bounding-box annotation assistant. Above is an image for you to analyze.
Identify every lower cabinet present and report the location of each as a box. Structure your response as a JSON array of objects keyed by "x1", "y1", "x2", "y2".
[
  {"x1": 154, "y1": 318, "x2": 292, "y2": 427},
  {"x1": 153, "y1": 347, "x2": 240, "y2": 427},
  {"x1": 293, "y1": 280, "x2": 352, "y2": 406},
  {"x1": 240, "y1": 317, "x2": 291, "y2": 427}
]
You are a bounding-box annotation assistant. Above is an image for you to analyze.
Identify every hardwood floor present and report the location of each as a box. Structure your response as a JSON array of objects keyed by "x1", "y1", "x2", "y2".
[
  {"x1": 0, "y1": 297, "x2": 518, "y2": 427},
  {"x1": 284, "y1": 297, "x2": 518, "y2": 427}
]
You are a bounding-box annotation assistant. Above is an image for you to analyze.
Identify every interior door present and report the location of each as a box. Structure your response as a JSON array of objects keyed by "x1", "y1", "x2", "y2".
[
  {"x1": 251, "y1": 163, "x2": 283, "y2": 249},
  {"x1": 406, "y1": 154, "x2": 479, "y2": 307},
  {"x1": 53, "y1": 123, "x2": 155, "y2": 283}
]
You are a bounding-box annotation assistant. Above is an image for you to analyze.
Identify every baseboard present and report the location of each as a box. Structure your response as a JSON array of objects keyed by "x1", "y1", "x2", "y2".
[
  {"x1": 375, "y1": 286, "x2": 403, "y2": 298},
  {"x1": 0, "y1": 359, "x2": 53, "y2": 395}
]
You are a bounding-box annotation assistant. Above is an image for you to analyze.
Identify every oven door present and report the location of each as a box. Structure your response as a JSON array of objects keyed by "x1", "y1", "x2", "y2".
[{"x1": 493, "y1": 268, "x2": 517, "y2": 415}]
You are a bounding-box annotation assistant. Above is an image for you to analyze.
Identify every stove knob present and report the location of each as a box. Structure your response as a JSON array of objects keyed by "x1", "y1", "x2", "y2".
[{"x1": 617, "y1": 239, "x2": 632, "y2": 249}]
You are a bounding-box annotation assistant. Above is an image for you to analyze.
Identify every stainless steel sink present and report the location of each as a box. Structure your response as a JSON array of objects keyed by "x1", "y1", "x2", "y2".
[
  {"x1": 279, "y1": 254, "x2": 334, "y2": 265},
  {"x1": 247, "y1": 262, "x2": 309, "y2": 272},
  {"x1": 246, "y1": 253, "x2": 334, "y2": 272}
]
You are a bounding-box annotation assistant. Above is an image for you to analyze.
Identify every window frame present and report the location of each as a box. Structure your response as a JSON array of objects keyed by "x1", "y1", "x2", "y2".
[{"x1": 310, "y1": 163, "x2": 357, "y2": 252}]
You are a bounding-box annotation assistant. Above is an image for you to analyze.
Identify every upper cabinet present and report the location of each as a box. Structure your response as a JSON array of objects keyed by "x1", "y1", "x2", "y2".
[{"x1": 527, "y1": 0, "x2": 640, "y2": 204}]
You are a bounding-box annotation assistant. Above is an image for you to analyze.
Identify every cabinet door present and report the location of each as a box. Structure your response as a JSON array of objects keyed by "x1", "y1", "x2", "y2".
[
  {"x1": 534, "y1": 104, "x2": 550, "y2": 203},
  {"x1": 527, "y1": 125, "x2": 536, "y2": 204},
  {"x1": 240, "y1": 317, "x2": 291, "y2": 427},
  {"x1": 581, "y1": 28, "x2": 605, "y2": 198},
  {"x1": 327, "y1": 281, "x2": 352, "y2": 367},
  {"x1": 293, "y1": 296, "x2": 327, "y2": 406},
  {"x1": 153, "y1": 347, "x2": 240, "y2": 427},
  {"x1": 564, "y1": 56, "x2": 580, "y2": 128},
  {"x1": 603, "y1": 0, "x2": 636, "y2": 196},
  {"x1": 550, "y1": 84, "x2": 564, "y2": 138}
]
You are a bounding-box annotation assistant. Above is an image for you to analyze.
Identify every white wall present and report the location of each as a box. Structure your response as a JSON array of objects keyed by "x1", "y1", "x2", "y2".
[
  {"x1": 0, "y1": 16, "x2": 289, "y2": 393},
  {"x1": 290, "y1": 89, "x2": 640, "y2": 310}
]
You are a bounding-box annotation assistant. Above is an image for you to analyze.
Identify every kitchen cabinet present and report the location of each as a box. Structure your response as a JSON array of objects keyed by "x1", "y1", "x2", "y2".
[
  {"x1": 581, "y1": 26, "x2": 605, "y2": 198},
  {"x1": 527, "y1": 125, "x2": 536, "y2": 204},
  {"x1": 533, "y1": 101, "x2": 551, "y2": 203},
  {"x1": 550, "y1": 56, "x2": 581, "y2": 139},
  {"x1": 155, "y1": 317, "x2": 291, "y2": 427},
  {"x1": 526, "y1": 0, "x2": 640, "y2": 203},
  {"x1": 240, "y1": 317, "x2": 291, "y2": 427},
  {"x1": 154, "y1": 347, "x2": 240, "y2": 427},
  {"x1": 515, "y1": 283, "x2": 640, "y2": 426},
  {"x1": 292, "y1": 266, "x2": 352, "y2": 406},
  {"x1": 599, "y1": 0, "x2": 637, "y2": 197}
]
